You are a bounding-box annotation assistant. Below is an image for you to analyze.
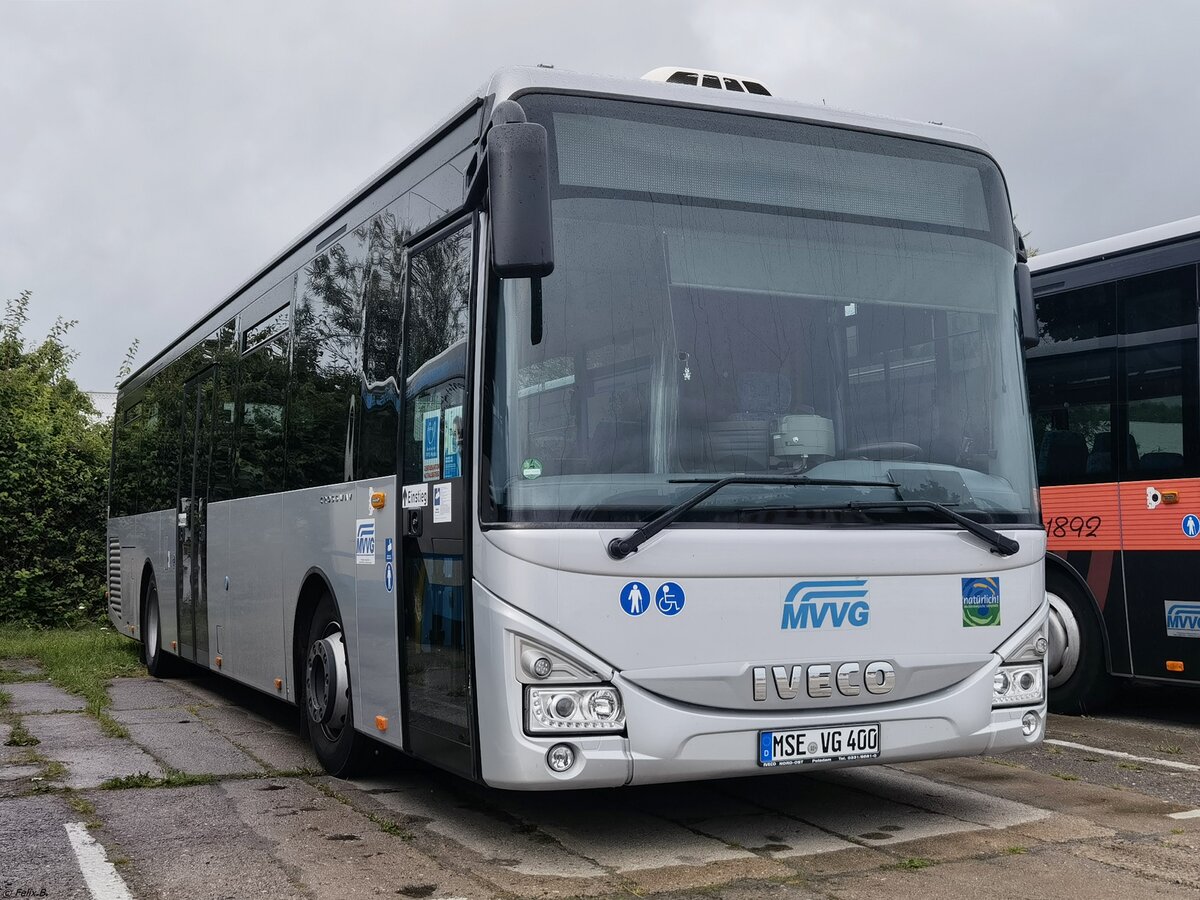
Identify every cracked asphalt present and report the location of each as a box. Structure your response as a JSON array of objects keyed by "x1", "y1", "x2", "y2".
[{"x1": 3, "y1": 663, "x2": 1200, "y2": 899}]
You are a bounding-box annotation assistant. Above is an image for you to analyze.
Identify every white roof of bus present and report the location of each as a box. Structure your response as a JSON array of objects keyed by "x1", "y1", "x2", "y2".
[
  {"x1": 482, "y1": 66, "x2": 991, "y2": 152},
  {"x1": 1029, "y1": 215, "x2": 1200, "y2": 274}
]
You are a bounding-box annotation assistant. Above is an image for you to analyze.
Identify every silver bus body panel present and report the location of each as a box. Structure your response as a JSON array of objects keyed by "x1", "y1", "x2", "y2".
[
  {"x1": 110, "y1": 479, "x2": 403, "y2": 750},
  {"x1": 107, "y1": 509, "x2": 175, "y2": 641}
]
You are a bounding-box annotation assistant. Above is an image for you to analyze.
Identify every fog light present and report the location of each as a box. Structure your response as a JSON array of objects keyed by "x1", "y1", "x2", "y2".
[
  {"x1": 547, "y1": 743, "x2": 575, "y2": 772},
  {"x1": 1022, "y1": 710, "x2": 1040, "y2": 736},
  {"x1": 1034, "y1": 637, "x2": 1048, "y2": 656},
  {"x1": 532, "y1": 656, "x2": 553, "y2": 679}
]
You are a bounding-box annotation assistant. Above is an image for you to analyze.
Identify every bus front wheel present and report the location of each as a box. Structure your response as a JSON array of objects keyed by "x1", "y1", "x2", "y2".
[
  {"x1": 1046, "y1": 567, "x2": 1111, "y2": 714},
  {"x1": 302, "y1": 593, "x2": 370, "y2": 776}
]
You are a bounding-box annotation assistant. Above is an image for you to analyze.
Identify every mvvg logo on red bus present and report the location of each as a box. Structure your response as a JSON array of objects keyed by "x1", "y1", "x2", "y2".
[
  {"x1": 781, "y1": 580, "x2": 870, "y2": 630},
  {"x1": 1165, "y1": 601, "x2": 1200, "y2": 639}
]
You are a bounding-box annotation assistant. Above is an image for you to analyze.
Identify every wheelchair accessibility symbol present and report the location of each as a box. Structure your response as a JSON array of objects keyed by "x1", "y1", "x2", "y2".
[{"x1": 655, "y1": 582, "x2": 685, "y2": 616}]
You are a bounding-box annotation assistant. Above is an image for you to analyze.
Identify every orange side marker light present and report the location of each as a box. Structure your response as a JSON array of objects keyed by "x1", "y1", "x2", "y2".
[
  {"x1": 215, "y1": 655, "x2": 223, "y2": 668},
  {"x1": 370, "y1": 491, "x2": 386, "y2": 510},
  {"x1": 274, "y1": 678, "x2": 283, "y2": 691},
  {"x1": 1167, "y1": 660, "x2": 1185, "y2": 672},
  {"x1": 1163, "y1": 490, "x2": 1180, "y2": 504},
  {"x1": 375, "y1": 715, "x2": 389, "y2": 732},
  {"x1": 171, "y1": 640, "x2": 177, "y2": 651}
]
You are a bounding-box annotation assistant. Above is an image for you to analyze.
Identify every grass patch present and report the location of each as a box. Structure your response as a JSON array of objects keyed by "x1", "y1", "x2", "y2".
[
  {"x1": 65, "y1": 794, "x2": 97, "y2": 818},
  {"x1": 0, "y1": 688, "x2": 10, "y2": 712},
  {"x1": 895, "y1": 857, "x2": 935, "y2": 870},
  {"x1": 1004, "y1": 846, "x2": 1028, "y2": 855},
  {"x1": 0, "y1": 669, "x2": 40, "y2": 684},
  {"x1": 367, "y1": 811, "x2": 414, "y2": 840},
  {"x1": 5, "y1": 719, "x2": 39, "y2": 747},
  {"x1": 97, "y1": 712, "x2": 129, "y2": 740},
  {"x1": 1052, "y1": 772, "x2": 1080, "y2": 782},
  {"x1": 1118, "y1": 762, "x2": 1143, "y2": 772},
  {"x1": 1156, "y1": 744, "x2": 1183, "y2": 755},
  {"x1": 0, "y1": 626, "x2": 142, "y2": 726},
  {"x1": 100, "y1": 770, "x2": 218, "y2": 791}
]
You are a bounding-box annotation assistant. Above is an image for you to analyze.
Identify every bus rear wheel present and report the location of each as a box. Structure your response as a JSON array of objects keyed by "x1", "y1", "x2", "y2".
[
  {"x1": 302, "y1": 593, "x2": 370, "y2": 776},
  {"x1": 142, "y1": 573, "x2": 182, "y2": 678},
  {"x1": 1046, "y1": 567, "x2": 1111, "y2": 714}
]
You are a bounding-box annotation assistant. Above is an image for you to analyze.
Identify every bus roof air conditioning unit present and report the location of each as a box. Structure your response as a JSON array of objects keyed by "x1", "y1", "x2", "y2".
[{"x1": 642, "y1": 66, "x2": 771, "y2": 96}]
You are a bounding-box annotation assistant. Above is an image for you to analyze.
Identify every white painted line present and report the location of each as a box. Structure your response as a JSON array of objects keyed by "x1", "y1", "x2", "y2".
[
  {"x1": 1045, "y1": 739, "x2": 1200, "y2": 773},
  {"x1": 1168, "y1": 809, "x2": 1200, "y2": 820},
  {"x1": 64, "y1": 822, "x2": 134, "y2": 900}
]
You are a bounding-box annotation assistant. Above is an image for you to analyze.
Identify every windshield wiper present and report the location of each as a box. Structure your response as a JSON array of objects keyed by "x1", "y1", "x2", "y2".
[
  {"x1": 606, "y1": 475, "x2": 901, "y2": 560},
  {"x1": 845, "y1": 500, "x2": 1019, "y2": 556}
]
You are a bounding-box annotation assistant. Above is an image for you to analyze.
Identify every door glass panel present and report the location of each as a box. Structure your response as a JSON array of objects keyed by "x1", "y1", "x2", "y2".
[
  {"x1": 400, "y1": 223, "x2": 474, "y2": 771},
  {"x1": 176, "y1": 368, "x2": 215, "y2": 662}
]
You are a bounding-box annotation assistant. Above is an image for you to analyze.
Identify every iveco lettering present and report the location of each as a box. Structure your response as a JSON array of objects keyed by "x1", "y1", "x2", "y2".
[{"x1": 106, "y1": 65, "x2": 1048, "y2": 788}]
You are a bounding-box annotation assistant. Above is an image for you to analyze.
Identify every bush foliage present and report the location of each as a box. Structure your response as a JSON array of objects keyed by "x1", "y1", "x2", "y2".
[{"x1": 0, "y1": 292, "x2": 110, "y2": 626}]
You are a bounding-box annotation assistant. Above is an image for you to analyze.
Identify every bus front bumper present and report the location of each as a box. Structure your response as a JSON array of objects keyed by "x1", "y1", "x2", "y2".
[{"x1": 473, "y1": 589, "x2": 1046, "y2": 790}]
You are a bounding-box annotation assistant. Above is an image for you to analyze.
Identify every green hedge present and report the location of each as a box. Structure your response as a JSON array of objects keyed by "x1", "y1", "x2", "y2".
[{"x1": 0, "y1": 292, "x2": 111, "y2": 626}]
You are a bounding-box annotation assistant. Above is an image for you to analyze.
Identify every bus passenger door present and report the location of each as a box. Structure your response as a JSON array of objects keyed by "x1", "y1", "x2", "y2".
[
  {"x1": 176, "y1": 368, "x2": 215, "y2": 664},
  {"x1": 398, "y1": 220, "x2": 477, "y2": 778}
]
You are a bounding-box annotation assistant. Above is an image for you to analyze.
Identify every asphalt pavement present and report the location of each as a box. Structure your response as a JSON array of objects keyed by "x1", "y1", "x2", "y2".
[{"x1": 3, "y1": 662, "x2": 1200, "y2": 899}]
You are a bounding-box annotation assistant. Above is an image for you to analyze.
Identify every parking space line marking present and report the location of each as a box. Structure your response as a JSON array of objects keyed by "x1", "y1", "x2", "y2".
[
  {"x1": 64, "y1": 822, "x2": 134, "y2": 900},
  {"x1": 1168, "y1": 809, "x2": 1200, "y2": 820},
  {"x1": 1044, "y1": 739, "x2": 1200, "y2": 772}
]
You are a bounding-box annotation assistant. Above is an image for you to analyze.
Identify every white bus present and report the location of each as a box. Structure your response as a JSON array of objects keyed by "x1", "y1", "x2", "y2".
[{"x1": 107, "y1": 66, "x2": 1048, "y2": 788}]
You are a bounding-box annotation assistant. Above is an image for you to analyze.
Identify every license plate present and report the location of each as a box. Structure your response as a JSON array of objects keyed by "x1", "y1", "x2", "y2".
[{"x1": 758, "y1": 723, "x2": 880, "y2": 766}]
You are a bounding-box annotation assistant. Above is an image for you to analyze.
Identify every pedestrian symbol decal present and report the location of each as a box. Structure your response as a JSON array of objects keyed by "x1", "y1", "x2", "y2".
[
  {"x1": 620, "y1": 582, "x2": 651, "y2": 616},
  {"x1": 384, "y1": 562, "x2": 395, "y2": 593},
  {"x1": 1184, "y1": 515, "x2": 1200, "y2": 538},
  {"x1": 655, "y1": 582, "x2": 685, "y2": 616}
]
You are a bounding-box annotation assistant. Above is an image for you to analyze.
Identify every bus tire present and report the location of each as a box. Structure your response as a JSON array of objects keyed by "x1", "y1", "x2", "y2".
[
  {"x1": 302, "y1": 592, "x2": 370, "y2": 776},
  {"x1": 143, "y1": 573, "x2": 182, "y2": 678},
  {"x1": 1046, "y1": 567, "x2": 1111, "y2": 715}
]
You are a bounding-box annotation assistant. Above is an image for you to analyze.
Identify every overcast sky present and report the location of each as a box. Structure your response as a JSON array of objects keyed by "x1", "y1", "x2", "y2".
[{"x1": 3, "y1": 0, "x2": 1198, "y2": 389}]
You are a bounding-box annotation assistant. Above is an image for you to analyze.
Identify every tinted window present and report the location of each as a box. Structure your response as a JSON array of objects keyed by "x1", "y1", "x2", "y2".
[
  {"x1": 357, "y1": 210, "x2": 406, "y2": 479},
  {"x1": 1035, "y1": 283, "x2": 1116, "y2": 345},
  {"x1": 666, "y1": 71, "x2": 698, "y2": 85},
  {"x1": 723, "y1": 78, "x2": 745, "y2": 92},
  {"x1": 210, "y1": 321, "x2": 237, "y2": 502},
  {"x1": 1120, "y1": 340, "x2": 1199, "y2": 478},
  {"x1": 1028, "y1": 350, "x2": 1116, "y2": 485},
  {"x1": 234, "y1": 332, "x2": 288, "y2": 498},
  {"x1": 110, "y1": 399, "x2": 142, "y2": 516},
  {"x1": 1118, "y1": 265, "x2": 1196, "y2": 334},
  {"x1": 290, "y1": 231, "x2": 368, "y2": 488},
  {"x1": 743, "y1": 81, "x2": 771, "y2": 96},
  {"x1": 701, "y1": 75, "x2": 721, "y2": 89}
]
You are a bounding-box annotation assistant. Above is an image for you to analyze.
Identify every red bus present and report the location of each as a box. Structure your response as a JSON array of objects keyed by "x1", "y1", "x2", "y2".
[{"x1": 1028, "y1": 216, "x2": 1200, "y2": 711}]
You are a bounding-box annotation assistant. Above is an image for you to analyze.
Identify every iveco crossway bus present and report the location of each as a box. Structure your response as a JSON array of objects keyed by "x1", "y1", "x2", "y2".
[{"x1": 107, "y1": 66, "x2": 1049, "y2": 788}]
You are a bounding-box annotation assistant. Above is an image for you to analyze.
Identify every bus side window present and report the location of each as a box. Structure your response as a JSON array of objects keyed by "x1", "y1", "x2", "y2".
[
  {"x1": 358, "y1": 211, "x2": 405, "y2": 480},
  {"x1": 1120, "y1": 341, "x2": 1198, "y2": 478},
  {"x1": 1027, "y1": 349, "x2": 1116, "y2": 485}
]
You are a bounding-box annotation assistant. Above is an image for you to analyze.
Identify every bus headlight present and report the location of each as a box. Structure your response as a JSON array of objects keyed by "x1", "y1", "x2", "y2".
[
  {"x1": 526, "y1": 685, "x2": 625, "y2": 734},
  {"x1": 992, "y1": 663, "x2": 1044, "y2": 707}
]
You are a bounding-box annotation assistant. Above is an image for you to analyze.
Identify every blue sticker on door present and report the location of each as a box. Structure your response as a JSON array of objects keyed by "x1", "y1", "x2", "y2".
[
  {"x1": 620, "y1": 582, "x2": 651, "y2": 616},
  {"x1": 655, "y1": 582, "x2": 686, "y2": 616}
]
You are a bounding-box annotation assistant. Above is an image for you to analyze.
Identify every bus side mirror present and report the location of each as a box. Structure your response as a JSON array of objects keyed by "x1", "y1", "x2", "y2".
[
  {"x1": 1016, "y1": 262, "x2": 1038, "y2": 349},
  {"x1": 488, "y1": 122, "x2": 555, "y2": 279}
]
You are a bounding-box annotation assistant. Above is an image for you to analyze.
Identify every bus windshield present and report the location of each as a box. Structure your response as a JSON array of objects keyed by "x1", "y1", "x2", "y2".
[{"x1": 484, "y1": 94, "x2": 1038, "y2": 527}]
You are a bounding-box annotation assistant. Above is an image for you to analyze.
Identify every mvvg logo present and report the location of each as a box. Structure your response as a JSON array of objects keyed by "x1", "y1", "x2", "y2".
[
  {"x1": 781, "y1": 580, "x2": 869, "y2": 630},
  {"x1": 1166, "y1": 601, "x2": 1200, "y2": 638},
  {"x1": 355, "y1": 519, "x2": 376, "y2": 565}
]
